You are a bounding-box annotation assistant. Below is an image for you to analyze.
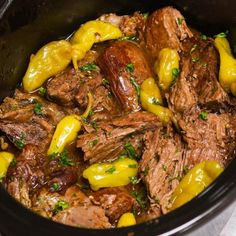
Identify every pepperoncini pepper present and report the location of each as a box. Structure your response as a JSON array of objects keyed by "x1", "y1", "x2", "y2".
[
  {"x1": 70, "y1": 20, "x2": 123, "y2": 69},
  {"x1": 154, "y1": 48, "x2": 180, "y2": 91},
  {"x1": 0, "y1": 152, "x2": 14, "y2": 178},
  {"x1": 47, "y1": 92, "x2": 93, "y2": 156},
  {"x1": 170, "y1": 160, "x2": 224, "y2": 210},
  {"x1": 23, "y1": 40, "x2": 72, "y2": 92},
  {"x1": 82, "y1": 157, "x2": 138, "y2": 191},
  {"x1": 117, "y1": 213, "x2": 136, "y2": 228},
  {"x1": 214, "y1": 37, "x2": 236, "y2": 95},
  {"x1": 140, "y1": 77, "x2": 173, "y2": 123}
]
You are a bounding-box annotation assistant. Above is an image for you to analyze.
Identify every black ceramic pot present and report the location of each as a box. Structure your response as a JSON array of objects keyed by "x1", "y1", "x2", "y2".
[{"x1": 0, "y1": 1, "x2": 235, "y2": 235}]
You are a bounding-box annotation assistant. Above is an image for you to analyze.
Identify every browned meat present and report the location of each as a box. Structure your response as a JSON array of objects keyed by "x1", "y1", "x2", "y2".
[
  {"x1": 6, "y1": 145, "x2": 46, "y2": 207},
  {"x1": 77, "y1": 111, "x2": 161, "y2": 163},
  {"x1": 0, "y1": 90, "x2": 67, "y2": 150},
  {"x1": 98, "y1": 41, "x2": 153, "y2": 112},
  {"x1": 90, "y1": 187, "x2": 136, "y2": 222},
  {"x1": 99, "y1": 12, "x2": 145, "y2": 37},
  {"x1": 167, "y1": 33, "x2": 228, "y2": 115},
  {"x1": 52, "y1": 186, "x2": 111, "y2": 228},
  {"x1": 179, "y1": 106, "x2": 236, "y2": 168},
  {"x1": 139, "y1": 126, "x2": 186, "y2": 217},
  {"x1": 145, "y1": 7, "x2": 193, "y2": 59},
  {"x1": 46, "y1": 67, "x2": 81, "y2": 106}
]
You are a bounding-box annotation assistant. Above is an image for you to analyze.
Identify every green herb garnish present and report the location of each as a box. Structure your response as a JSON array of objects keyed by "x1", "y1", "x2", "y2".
[
  {"x1": 102, "y1": 78, "x2": 110, "y2": 86},
  {"x1": 80, "y1": 63, "x2": 98, "y2": 72},
  {"x1": 38, "y1": 87, "x2": 47, "y2": 96},
  {"x1": 130, "y1": 77, "x2": 140, "y2": 96},
  {"x1": 199, "y1": 111, "x2": 208, "y2": 120},
  {"x1": 53, "y1": 200, "x2": 69, "y2": 214},
  {"x1": 105, "y1": 166, "x2": 116, "y2": 174},
  {"x1": 13, "y1": 132, "x2": 26, "y2": 149},
  {"x1": 162, "y1": 164, "x2": 167, "y2": 172},
  {"x1": 124, "y1": 143, "x2": 138, "y2": 160},
  {"x1": 119, "y1": 35, "x2": 138, "y2": 42},
  {"x1": 59, "y1": 150, "x2": 75, "y2": 167},
  {"x1": 192, "y1": 57, "x2": 200, "y2": 63},
  {"x1": 131, "y1": 191, "x2": 147, "y2": 209},
  {"x1": 91, "y1": 121, "x2": 98, "y2": 130},
  {"x1": 126, "y1": 63, "x2": 135, "y2": 73},
  {"x1": 128, "y1": 164, "x2": 137, "y2": 169},
  {"x1": 143, "y1": 12, "x2": 149, "y2": 19},
  {"x1": 89, "y1": 139, "x2": 98, "y2": 147},
  {"x1": 172, "y1": 68, "x2": 180, "y2": 79},
  {"x1": 129, "y1": 176, "x2": 140, "y2": 185},
  {"x1": 190, "y1": 44, "x2": 198, "y2": 54},
  {"x1": 52, "y1": 183, "x2": 60, "y2": 191},
  {"x1": 33, "y1": 102, "x2": 43, "y2": 115},
  {"x1": 177, "y1": 17, "x2": 184, "y2": 25},
  {"x1": 10, "y1": 158, "x2": 17, "y2": 167},
  {"x1": 201, "y1": 34, "x2": 208, "y2": 40}
]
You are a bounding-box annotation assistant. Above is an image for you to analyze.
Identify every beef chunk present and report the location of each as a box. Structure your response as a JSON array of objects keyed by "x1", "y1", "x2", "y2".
[
  {"x1": 77, "y1": 112, "x2": 161, "y2": 163},
  {"x1": 98, "y1": 41, "x2": 153, "y2": 112},
  {"x1": 179, "y1": 106, "x2": 236, "y2": 168},
  {"x1": 90, "y1": 187, "x2": 135, "y2": 222},
  {"x1": 145, "y1": 7, "x2": 193, "y2": 59},
  {"x1": 0, "y1": 90, "x2": 67, "y2": 150},
  {"x1": 6, "y1": 145, "x2": 46, "y2": 207},
  {"x1": 167, "y1": 33, "x2": 228, "y2": 115},
  {"x1": 46, "y1": 67, "x2": 81, "y2": 106},
  {"x1": 52, "y1": 186, "x2": 111, "y2": 228},
  {"x1": 139, "y1": 126, "x2": 186, "y2": 216}
]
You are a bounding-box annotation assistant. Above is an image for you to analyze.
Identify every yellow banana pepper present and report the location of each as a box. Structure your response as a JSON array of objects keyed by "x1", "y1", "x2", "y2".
[
  {"x1": 83, "y1": 157, "x2": 138, "y2": 191},
  {"x1": 23, "y1": 40, "x2": 72, "y2": 92},
  {"x1": 214, "y1": 37, "x2": 236, "y2": 94},
  {"x1": 70, "y1": 20, "x2": 122, "y2": 69},
  {"x1": 117, "y1": 213, "x2": 136, "y2": 228},
  {"x1": 171, "y1": 160, "x2": 224, "y2": 210},
  {"x1": 47, "y1": 92, "x2": 93, "y2": 156},
  {"x1": 140, "y1": 77, "x2": 173, "y2": 123},
  {"x1": 154, "y1": 48, "x2": 180, "y2": 91},
  {"x1": 0, "y1": 152, "x2": 14, "y2": 178}
]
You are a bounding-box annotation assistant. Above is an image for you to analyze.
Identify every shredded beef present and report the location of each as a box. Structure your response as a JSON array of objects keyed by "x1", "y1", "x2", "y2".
[{"x1": 77, "y1": 111, "x2": 161, "y2": 163}]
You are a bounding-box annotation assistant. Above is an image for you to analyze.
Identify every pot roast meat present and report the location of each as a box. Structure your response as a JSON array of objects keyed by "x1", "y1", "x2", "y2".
[
  {"x1": 139, "y1": 126, "x2": 186, "y2": 217},
  {"x1": 179, "y1": 106, "x2": 236, "y2": 168},
  {"x1": 52, "y1": 186, "x2": 111, "y2": 228},
  {"x1": 0, "y1": 90, "x2": 67, "y2": 150},
  {"x1": 6, "y1": 145, "x2": 46, "y2": 207},
  {"x1": 167, "y1": 33, "x2": 229, "y2": 115},
  {"x1": 145, "y1": 6, "x2": 193, "y2": 60},
  {"x1": 90, "y1": 187, "x2": 136, "y2": 222},
  {"x1": 77, "y1": 111, "x2": 161, "y2": 163},
  {"x1": 98, "y1": 41, "x2": 153, "y2": 112}
]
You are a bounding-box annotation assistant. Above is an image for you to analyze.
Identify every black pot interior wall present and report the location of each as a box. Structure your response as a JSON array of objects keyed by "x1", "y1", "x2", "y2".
[{"x1": 0, "y1": 0, "x2": 236, "y2": 236}]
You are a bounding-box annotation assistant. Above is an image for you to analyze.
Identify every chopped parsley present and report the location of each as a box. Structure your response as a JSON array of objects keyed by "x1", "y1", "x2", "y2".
[
  {"x1": 190, "y1": 44, "x2": 198, "y2": 54},
  {"x1": 105, "y1": 166, "x2": 116, "y2": 174},
  {"x1": 191, "y1": 57, "x2": 200, "y2": 63},
  {"x1": 80, "y1": 63, "x2": 98, "y2": 72},
  {"x1": 52, "y1": 183, "x2": 60, "y2": 191},
  {"x1": 126, "y1": 63, "x2": 135, "y2": 73},
  {"x1": 199, "y1": 111, "x2": 208, "y2": 120},
  {"x1": 49, "y1": 150, "x2": 75, "y2": 167},
  {"x1": 102, "y1": 78, "x2": 110, "y2": 86},
  {"x1": 33, "y1": 102, "x2": 43, "y2": 115},
  {"x1": 143, "y1": 12, "x2": 149, "y2": 19},
  {"x1": 177, "y1": 17, "x2": 184, "y2": 25},
  {"x1": 172, "y1": 68, "x2": 180, "y2": 79},
  {"x1": 10, "y1": 158, "x2": 17, "y2": 167},
  {"x1": 124, "y1": 143, "x2": 138, "y2": 160},
  {"x1": 201, "y1": 34, "x2": 208, "y2": 40},
  {"x1": 13, "y1": 132, "x2": 26, "y2": 149},
  {"x1": 88, "y1": 109, "x2": 94, "y2": 117},
  {"x1": 38, "y1": 87, "x2": 47, "y2": 96},
  {"x1": 119, "y1": 35, "x2": 138, "y2": 42},
  {"x1": 91, "y1": 121, "x2": 98, "y2": 130},
  {"x1": 214, "y1": 31, "x2": 229, "y2": 38},
  {"x1": 53, "y1": 200, "x2": 69, "y2": 214},
  {"x1": 131, "y1": 191, "x2": 147, "y2": 209},
  {"x1": 128, "y1": 164, "x2": 137, "y2": 169},
  {"x1": 89, "y1": 139, "x2": 98, "y2": 147},
  {"x1": 151, "y1": 97, "x2": 161, "y2": 105},
  {"x1": 162, "y1": 164, "x2": 167, "y2": 172},
  {"x1": 130, "y1": 77, "x2": 140, "y2": 96},
  {"x1": 183, "y1": 165, "x2": 189, "y2": 175},
  {"x1": 129, "y1": 176, "x2": 140, "y2": 185}
]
